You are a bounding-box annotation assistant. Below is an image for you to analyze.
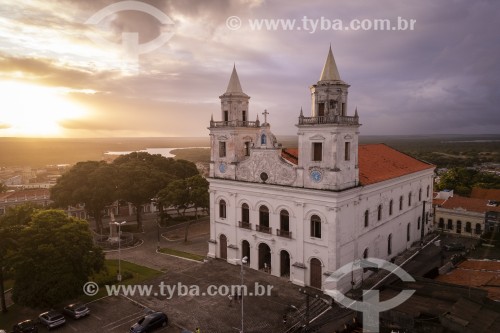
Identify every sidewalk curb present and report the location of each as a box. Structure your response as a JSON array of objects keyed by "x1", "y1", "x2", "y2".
[
  {"x1": 103, "y1": 239, "x2": 144, "y2": 253},
  {"x1": 155, "y1": 249, "x2": 205, "y2": 264}
]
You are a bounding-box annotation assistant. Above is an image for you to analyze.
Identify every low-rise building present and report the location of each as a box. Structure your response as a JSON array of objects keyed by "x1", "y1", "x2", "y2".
[
  {"x1": 434, "y1": 190, "x2": 500, "y2": 237},
  {"x1": 0, "y1": 188, "x2": 52, "y2": 215}
]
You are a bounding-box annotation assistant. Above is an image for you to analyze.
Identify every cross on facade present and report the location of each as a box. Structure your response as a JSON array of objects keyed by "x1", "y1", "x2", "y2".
[{"x1": 262, "y1": 109, "x2": 269, "y2": 123}]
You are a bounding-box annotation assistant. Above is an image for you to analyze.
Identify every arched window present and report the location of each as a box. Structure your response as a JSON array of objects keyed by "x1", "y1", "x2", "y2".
[
  {"x1": 280, "y1": 210, "x2": 290, "y2": 232},
  {"x1": 241, "y1": 203, "x2": 249, "y2": 223},
  {"x1": 377, "y1": 205, "x2": 382, "y2": 221},
  {"x1": 364, "y1": 210, "x2": 369, "y2": 227},
  {"x1": 388, "y1": 234, "x2": 393, "y2": 255},
  {"x1": 407, "y1": 223, "x2": 411, "y2": 241},
  {"x1": 399, "y1": 196, "x2": 403, "y2": 210},
  {"x1": 363, "y1": 248, "x2": 368, "y2": 259},
  {"x1": 261, "y1": 134, "x2": 267, "y2": 145},
  {"x1": 475, "y1": 223, "x2": 482, "y2": 235},
  {"x1": 389, "y1": 200, "x2": 393, "y2": 216},
  {"x1": 456, "y1": 220, "x2": 462, "y2": 234},
  {"x1": 426, "y1": 185, "x2": 430, "y2": 198},
  {"x1": 419, "y1": 188, "x2": 422, "y2": 201},
  {"x1": 439, "y1": 218, "x2": 444, "y2": 229},
  {"x1": 311, "y1": 215, "x2": 321, "y2": 238},
  {"x1": 219, "y1": 200, "x2": 226, "y2": 218},
  {"x1": 408, "y1": 192, "x2": 412, "y2": 207},
  {"x1": 259, "y1": 205, "x2": 269, "y2": 227},
  {"x1": 417, "y1": 216, "x2": 421, "y2": 230},
  {"x1": 447, "y1": 219, "x2": 453, "y2": 230},
  {"x1": 465, "y1": 222, "x2": 472, "y2": 233}
]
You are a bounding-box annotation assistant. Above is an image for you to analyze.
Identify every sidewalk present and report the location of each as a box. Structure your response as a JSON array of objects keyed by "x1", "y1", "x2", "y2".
[{"x1": 105, "y1": 215, "x2": 209, "y2": 272}]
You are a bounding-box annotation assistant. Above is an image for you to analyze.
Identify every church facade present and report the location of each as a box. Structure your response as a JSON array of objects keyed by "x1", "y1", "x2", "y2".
[{"x1": 207, "y1": 47, "x2": 435, "y2": 292}]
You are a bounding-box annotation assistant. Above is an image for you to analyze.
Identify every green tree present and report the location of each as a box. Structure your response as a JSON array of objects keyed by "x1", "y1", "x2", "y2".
[
  {"x1": 187, "y1": 175, "x2": 209, "y2": 218},
  {"x1": 438, "y1": 167, "x2": 500, "y2": 196},
  {"x1": 113, "y1": 153, "x2": 199, "y2": 230},
  {"x1": 0, "y1": 203, "x2": 38, "y2": 227},
  {"x1": 114, "y1": 158, "x2": 166, "y2": 231},
  {"x1": 159, "y1": 175, "x2": 209, "y2": 242},
  {"x1": 0, "y1": 204, "x2": 37, "y2": 312},
  {"x1": 158, "y1": 179, "x2": 190, "y2": 217},
  {"x1": 0, "y1": 226, "x2": 20, "y2": 313},
  {"x1": 12, "y1": 210, "x2": 104, "y2": 308},
  {"x1": 51, "y1": 161, "x2": 117, "y2": 233}
]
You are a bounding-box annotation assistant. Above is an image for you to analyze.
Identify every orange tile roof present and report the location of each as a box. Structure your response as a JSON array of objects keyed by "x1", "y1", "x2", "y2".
[
  {"x1": 0, "y1": 188, "x2": 50, "y2": 201},
  {"x1": 281, "y1": 144, "x2": 434, "y2": 185},
  {"x1": 436, "y1": 260, "x2": 500, "y2": 300},
  {"x1": 433, "y1": 198, "x2": 447, "y2": 206},
  {"x1": 281, "y1": 148, "x2": 298, "y2": 164},
  {"x1": 441, "y1": 195, "x2": 500, "y2": 213},
  {"x1": 471, "y1": 188, "x2": 500, "y2": 201},
  {"x1": 358, "y1": 144, "x2": 434, "y2": 185}
]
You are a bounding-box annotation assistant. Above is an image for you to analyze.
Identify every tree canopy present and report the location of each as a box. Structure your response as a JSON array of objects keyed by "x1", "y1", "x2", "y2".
[
  {"x1": 0, "y1": 204, "x2": 38, "y2": 312},
  {"x1": 51, "y1": 152, "x2": 201, "y2": 232},
  {"x1": 438, "y1": 167, "x2": 500, "y2": 196},
  {"x1": 113, "y1": 152, "x2": 199, "y2": 230},
  {"x1": 11, "y1": 209, "x2": 104, "y2": 308},
  {"x1": 51, "y1": 161, "x2": 117, "y2": 233}
]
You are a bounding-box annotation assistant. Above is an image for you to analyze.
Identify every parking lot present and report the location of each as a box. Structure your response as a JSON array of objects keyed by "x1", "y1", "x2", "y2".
[{"x1": 33, "y1": 296, "x2": 177, "y2": 333}]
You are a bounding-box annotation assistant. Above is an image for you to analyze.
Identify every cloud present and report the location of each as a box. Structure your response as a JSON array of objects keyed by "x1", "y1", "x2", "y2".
[
  {"x1": 0, "y1": 54, "x2": 118, "y2": 90},
  {"x1": 0, "y1": 122, "x2": 11, "y2": 130},
  {"x1": 0, "y1": 0, "x2": 499, "y2": 137}
]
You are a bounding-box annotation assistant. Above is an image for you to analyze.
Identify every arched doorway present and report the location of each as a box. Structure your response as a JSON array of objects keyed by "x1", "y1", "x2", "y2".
[
  {"x1": 280, "y1": 250, "x2": 290, "y2": 278},
  {"x1": 220, "y1": 234, "x2": 227, "y2": 260},
  {"x1": 310, "y1": 258, "x2": 322, "y2": 289},
  {"x1": 242, "y1": 240, "x2": 250, "y2": 265},
  {"x1": 258, "y1": 243, "x2": 271, "y2": 273}
]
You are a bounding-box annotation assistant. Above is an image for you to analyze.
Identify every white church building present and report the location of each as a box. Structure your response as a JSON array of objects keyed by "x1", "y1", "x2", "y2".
[{"x1": 207, "y1": 47, "x2": 435, "y2": 292}]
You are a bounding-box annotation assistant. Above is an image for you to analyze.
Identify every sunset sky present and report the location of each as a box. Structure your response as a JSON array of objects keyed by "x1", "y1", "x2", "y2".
[{"x1": 0, "y1": 0, "x2": 498, "y2": 138}]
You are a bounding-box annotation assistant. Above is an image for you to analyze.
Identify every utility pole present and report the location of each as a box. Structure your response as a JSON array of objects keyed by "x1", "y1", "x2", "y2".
[{"x1": 299, "y1": 288, "x2": 319, "y2": 329}]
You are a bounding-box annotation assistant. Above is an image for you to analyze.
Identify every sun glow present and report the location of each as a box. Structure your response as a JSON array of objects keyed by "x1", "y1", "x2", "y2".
[{"x1": 0, "y1": 81, "x2": 88, "y2": 137}]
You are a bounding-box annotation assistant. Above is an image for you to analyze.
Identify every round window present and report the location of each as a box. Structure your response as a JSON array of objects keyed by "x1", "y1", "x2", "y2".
[{"x1": 260, "y1": 172, "x2": 269, "y2": 182}]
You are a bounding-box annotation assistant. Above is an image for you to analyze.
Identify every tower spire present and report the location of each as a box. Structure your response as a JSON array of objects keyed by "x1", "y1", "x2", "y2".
[
  {"x1": 226, "y1": 64, "x2": 244, "y2": 93},
  {"x1": 319, "y1": 45, "x2": 341, "y2": 81}
]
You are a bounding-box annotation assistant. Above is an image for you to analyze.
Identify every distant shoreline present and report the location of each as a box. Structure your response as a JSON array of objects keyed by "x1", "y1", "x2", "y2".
[{"x1": 104, "y1": 147, "x2": 209, "y2": 158}]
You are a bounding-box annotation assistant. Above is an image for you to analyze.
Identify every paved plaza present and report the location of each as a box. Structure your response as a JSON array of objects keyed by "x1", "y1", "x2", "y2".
[{"x1": 105, "y1": 215, "x2": 309, "y2": 332}]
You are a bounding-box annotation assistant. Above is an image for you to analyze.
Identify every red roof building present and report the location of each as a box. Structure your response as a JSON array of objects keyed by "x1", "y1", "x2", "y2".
[{"x1": 283, "y1": 143, "x2": 434, "y2": 186}]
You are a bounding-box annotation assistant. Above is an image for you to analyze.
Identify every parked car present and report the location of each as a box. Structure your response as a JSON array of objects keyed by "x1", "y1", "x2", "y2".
[
  {"x1": 444, "y1": 242, "x2": 465, "y2": 251},
  {"x1": 130, "y1": 312, "x2": 168, "y2": 333},
  {"x1": 63, "y1": 303, "x2": 90, "y2": 319},
  {"x1": 12, "y1": 320, "x2": 37, "y2": 333},
  {"x1": 38, "y1": 311, "x2": 65, "y2": 330}
]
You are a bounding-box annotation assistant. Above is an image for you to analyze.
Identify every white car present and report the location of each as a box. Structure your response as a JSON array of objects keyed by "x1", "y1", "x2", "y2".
[{"x1": 38, "y1": 311, "x2": 66, "y2": 329}]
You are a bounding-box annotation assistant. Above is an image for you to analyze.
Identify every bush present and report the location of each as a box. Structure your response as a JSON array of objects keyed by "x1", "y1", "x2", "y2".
[{"x1": 93, "y1": 269, "x2": 134, "y2": 286}]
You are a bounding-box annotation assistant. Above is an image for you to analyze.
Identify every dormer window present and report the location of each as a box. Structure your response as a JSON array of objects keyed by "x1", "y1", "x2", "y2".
[{"x1": 261, "y1": 134, "x2": 267, "y2": 145}]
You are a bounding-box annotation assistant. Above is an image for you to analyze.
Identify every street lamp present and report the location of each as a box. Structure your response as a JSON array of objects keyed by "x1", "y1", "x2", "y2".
[
  {"x1": 114, "y1": 221, "x2": 126, "y2": 282},
  {"x1": 240, "y1": 256, "x2": 248, "y2": 333}
]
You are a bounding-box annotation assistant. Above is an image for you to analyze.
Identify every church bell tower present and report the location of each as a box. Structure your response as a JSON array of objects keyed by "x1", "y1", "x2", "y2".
[
  {"x1": 297, "y1": 46, "x2": 361, "y2": 191},
  {"x1": 208, "y1": 65, "x2": 260, "y2": 179}
]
